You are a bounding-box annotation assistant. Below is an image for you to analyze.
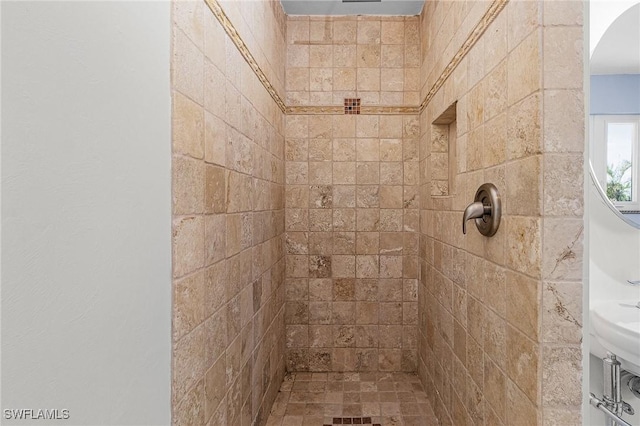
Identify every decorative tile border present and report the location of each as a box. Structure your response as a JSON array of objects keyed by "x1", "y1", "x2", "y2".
[
  {"x1": 418, "y1": 0, "x2": 509, "y2": 112},
  {"x1": 206, "y1": 0, "x2": 509, "y2": 116},
  {"x1": 286, "y1": 105, "x2": 420, "y2": 115},
  {"x1": 203, "y1": 0, "x2": 287, "y2": 113}
]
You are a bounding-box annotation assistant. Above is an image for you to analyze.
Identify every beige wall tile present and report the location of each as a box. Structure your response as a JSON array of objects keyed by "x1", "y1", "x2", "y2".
[
  {"x1": 507, "y1": 30, "x2": 541, "y2": 106},
  {"x1": 173, "y1": 91, "x2": 204, "y2": 159}
]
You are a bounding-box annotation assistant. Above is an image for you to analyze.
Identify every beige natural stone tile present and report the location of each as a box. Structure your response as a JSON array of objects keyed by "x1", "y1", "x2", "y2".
[
  {"x1": 357, "y1": 209, "x2": 380, "y2": 232},
  {"x1": 286, "y1": 162, "x2": 309, "y2": 185},
  {"x1": 380, "y1": 186, "x2": 404, "y2": 209},
  {"x1": 379, "y1": 302, "x2": 402, "y2": 324},
  {"x1": 173, "y1": 91, "x2": 204, "y2": 159},
  {"x1": 286, "y1": 277, "x2": 309, "y2": 300},
  {"x1": 507, "y1": 327, "x2": 539, "y2": 407},
  {"x1": 333, "y1": 208, "x2": 356, "y2": 230},
  {"x1": 287, "y1": 44, "x2": 309, "y2": 68},
  {"x1": 286, "y1": 232, "x2": 309, "y2": 255},
  {"x1": 173, "y1": 28, "x2": 204, "y2": 105},
  {"x1": 506, "y1": 271, "x2": 540, "y2": 340},
  {"x1": 380, "y1": 255, "x2": 403, "y2": 279},
  {"x1": 203, "y1": 257, "x2": 226, "y2": 315},
  {"x1": 174, "y1": 216, "x2": 205, "y2": 278},
  {"x1": 357, "y1": 44, "x2": 381, "y2": 68},
  {"x1": 309, "y1": 162, "x2": 332, "y2": 185},
  {"x1": 286, "y1": 185, "x2": 309, "y2": 209},
  {"x1": 507, "y1": 0, "x2": 540, "y2": 51},
  {"x1": 225, "y1": 170, "x2": 252, "y2": 213},
  {"x1": 310, "y1": 68, "x2": 333, "y2": 92},
  {"x1": 333, "y1": 20, "x2": 357, "y2": 44},
  {"x1": 484, "y1": 61, "x2": 507, "y2": 121},
  {"x1": 506, "y1": 155, "x2": 541, "y2": 216},
  {"x1": 543, "y1": 89, "x2": 584, "y2": 153},
  {"x1": 543, "y1": 153, "x2": 583, "y2": 217},
  {"x1": 356, "y1": 255, "x2": 379, "y2": 278},
  {"x1": 507, "y1": 30, "x2": 540, "y2": 106},
  {"x1": 381, "y1": 21, "x2": 404, "y2": 45},
  {"x1": 174, "y1": 326, "x2": 205, "y2": 403},
  {"x1": 286, "y1": 139, "x2": 308, "y2": 162},
  {"x1": 380, "y1": 141, "x2": 402, "y2": 162},
  {"x1": 204, "y1": 60, "x2": 226, "y2": 120},
  {"x1": 333, "y1": 138, "x2": 356, "y2": 159},
  {"x1": 380, "y1": 209, "x2": 402, "y2": 232},
  {"x1": 484, "y1": 12, "x2": 507, "y2": 74},
  {"x1": 174, "y1": 155, "x2": 205, "y2": 215},
  {"x1": 332, "y1": 255, "x2": 356, "y2": 278},
  {"x1": 381, "y1": 68, "x2": 404, "y2": 92},
  {"x1": 333, "y1": 278, "x2": 356, "y2": 301},
  {"x1": 309, "y1": 209, "x2": 333, "y2": 231},
  {"x1": 507, "y1": 92, "x2": 542, "y2": 160},
  {"x1": 287, "y1": 20, "x2": 309, "y2": 45},
  {"x1": 484, "y1": 357, "x2": 506, "y2": 421},
  {"x1": 333, "y1": 187, "x2": 356, "y2": 209},
  {"x1": 174, "y1": 271, "x2": 205, "y2": 340},
  {"x1": 334, "y1": 162, "x2": 356, "y2": 184},
  {"x1": 357, "y1": 20, "x2": 381, "y2": 44},
  {"x1": 204, "y1": 214, "x2": 226, "y2": 265},
  {"x1": 543, "y1": 1, "x2": 583, "y2": 26},
  {"x1": 310, "y1": 19, "x2": 333, "y2": 44},
  {"x1": 483, "y1": 113, "x2": 507, "y2": 169},
  {"x1": 542, "y1": 218, "x2": 583, "y2": 281},
  {"x1": 357, "y1": 68, "x2": 381, "y2": 91},
  {"x1": 542, "y1": 281, "x2": 582, "y2": 345},
  {"x1": 507, "y1": 379, "x2": 538, "y2": 425},
  {"x1": 203, "y1": 8, "x2": 225, "y2": 69},
  {"x1": 356, "y1": 138, "x2": 380, "y2": 161},
  {"x1": 309, "y1": 278, "x2": 331, "y2": 301},
  {"x1": 204, "y1": 112, "x2": 225, "y2": 166},
  {"x1": 225, "y1": 128, "x2": 252, "y2": 175},
  {"x1": 356, "y1": 232, "x2": 380, "y2": 255},
  {"x1": 308, "y1": 45, "x2": 333, "y2": 68},
  {"x1": 356, "y1": 186, "x2": 379, "y2": 208},
  {"x1": 381, "y1": 45, "x2": 404, "y2": 68},
  {"x1": 543, "y1": 26, "x2": 582, "y2": 89},
  {"x1": 225, "y1": 213, "x2": 251, "y2": 257},
  {"x1": 333, "y1": 44, "x2": 357, "y2": 67},
  {"x1": 542, "y1": 346, "x2": 582, "y2": 406},
  {"x1": 204, "y1": 354, "x2": 225, "y2": 420},
  {"x1": 379, "y1": 278, "x2": 402, "y2": 301},
  {"x1": 356, "y1": 162, "x2": 380, "y2": 185},
  {"x1": 286, "y1": 68, "x2": 309, "y2": 92},
  {"x1": 543, "y1": 407, "x2": 582, "y2": 426},
  {"x1": 333, "y1": 68, "x2": 357, "y2": 91}
]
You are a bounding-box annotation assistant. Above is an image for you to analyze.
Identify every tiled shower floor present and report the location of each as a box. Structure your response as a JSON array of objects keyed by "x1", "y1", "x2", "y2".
[{"x1": 265, "y1": 372, "x2": 438, "y2": 426}]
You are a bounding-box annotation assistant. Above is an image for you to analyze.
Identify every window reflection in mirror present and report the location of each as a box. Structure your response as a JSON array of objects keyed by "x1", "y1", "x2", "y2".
[
  {"x1": 590, "y1": 1, "x2": 640, "y2": 226},
  {"x1": 592, "y1": 116, "x2": 639, "y2": 210}
]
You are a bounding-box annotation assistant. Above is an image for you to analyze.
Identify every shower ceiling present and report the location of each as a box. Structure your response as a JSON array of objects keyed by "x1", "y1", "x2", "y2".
[{"x1": 281, "y1": 0, "x2": 424, "y2": 16}]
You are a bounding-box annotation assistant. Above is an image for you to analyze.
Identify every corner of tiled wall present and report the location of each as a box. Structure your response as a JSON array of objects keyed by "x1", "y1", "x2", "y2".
[
  {"x1": 171, "y1": 0, "x2": 287, "y2": 424},
  {"x1": 416, "y1": 1, "x2": 584, "y2": 425}
]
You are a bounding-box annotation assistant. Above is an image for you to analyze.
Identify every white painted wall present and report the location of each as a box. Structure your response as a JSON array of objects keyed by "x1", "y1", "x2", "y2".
[{"x1": 1, "y1": 2, "x2": 172, "y2": 425}]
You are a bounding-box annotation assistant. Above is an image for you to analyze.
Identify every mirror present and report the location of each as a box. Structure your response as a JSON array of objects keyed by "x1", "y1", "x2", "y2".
[{"x1": 590, "y1": 1, "x2": 640, "y2": 228}]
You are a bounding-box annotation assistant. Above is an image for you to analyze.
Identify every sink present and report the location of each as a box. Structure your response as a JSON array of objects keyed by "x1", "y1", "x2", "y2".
[{"x1": 591, "y1": 300, "x2": 640, "y2": 375}]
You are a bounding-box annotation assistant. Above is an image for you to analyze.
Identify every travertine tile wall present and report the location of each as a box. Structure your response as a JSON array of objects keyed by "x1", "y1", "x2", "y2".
[
  {"x1": 171, "y1": 1, "x2": 287, "y2": 425},
  {"x1": 283, "y1": 16, "x2": 422, "y2": 372},
  {"x1": 416, "y1": 1, "x2": 584, "y2": 425}
]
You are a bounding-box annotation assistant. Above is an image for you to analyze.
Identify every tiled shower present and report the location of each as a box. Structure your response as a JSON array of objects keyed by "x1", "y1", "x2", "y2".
[{"x1": 171, "y1": 0, "x2": 585, "y2": 425}]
